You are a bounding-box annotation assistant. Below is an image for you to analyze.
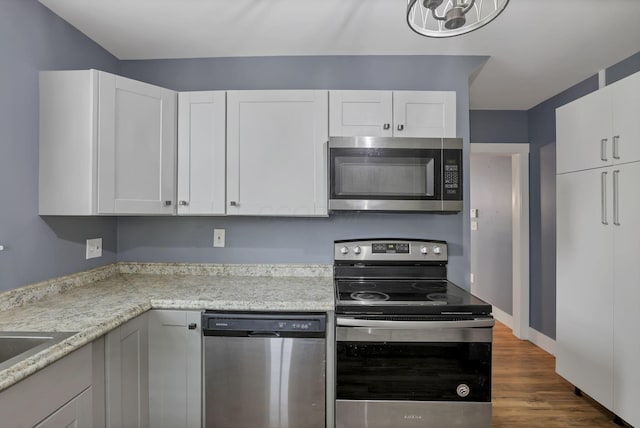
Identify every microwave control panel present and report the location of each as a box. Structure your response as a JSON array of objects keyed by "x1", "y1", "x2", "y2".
[{"x1": 442, "y1": 149, "x2": 462, "y2": 200}]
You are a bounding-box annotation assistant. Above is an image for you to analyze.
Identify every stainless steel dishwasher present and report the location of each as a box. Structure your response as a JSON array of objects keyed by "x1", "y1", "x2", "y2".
[{"x1": 202, "y1": 311, "x2": 327, "y2": 428}]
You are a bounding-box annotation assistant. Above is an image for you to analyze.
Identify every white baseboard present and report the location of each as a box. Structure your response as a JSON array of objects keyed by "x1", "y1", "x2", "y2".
[
  {"x1": 527, "y1": 327, "x2": 556, "y2": 356},
  {"x1": 491, "y1": 306, "x2": 513, "y2": 329}
]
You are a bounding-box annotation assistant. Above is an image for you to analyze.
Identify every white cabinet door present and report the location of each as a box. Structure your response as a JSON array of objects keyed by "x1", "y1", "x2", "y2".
[
  {"x1": 392, "y1": 91, "x2": 456, "y2": 138},
  {"x1": 556, "y1": 87, "x2": 613, "y2": 174},
  {"x1": 556, "y1": 169, "x2": 614, "y2": 410},
  {"x1": 106, "y1": 313, "x2": 149, "y2": 428},
  {"x1": 329, "y1": 91, "x2": 392, "y2": 137},
  {"x1": 149, "y1": 310, "x2": 202, "y2": 428},
  {"x1": 612, "y1": 72, "x2": 640, "y2": 164},
  {"x1": 227, "y1": 90, "x2": 328, "y2": 216},
  {"x1": 612, "y1": 162, "x2": 640, "y2": 426},
  {"x1": 34, "y1": 388, "x2": 93, "y2": 428},
  {"x1": 329, "y1": 90, "x2": 456, "y2": 138},
  {"x1": 39, "y1": 70, "x2": 177, "y2": 216},
  {"x1": 98, "y1": 73, "x2": 177, "y2": 215},
  {"x1": 0, "y1": 344, "x2": 93, "y2": 428},
  {"x1": 178, "y1": 91, "x2": 226, "y2": 215}
]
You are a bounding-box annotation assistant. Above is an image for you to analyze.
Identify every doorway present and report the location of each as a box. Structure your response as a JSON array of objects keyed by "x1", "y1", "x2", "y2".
[{"x1": 470, "y1": 143, "x2": 530, "y2": 340}]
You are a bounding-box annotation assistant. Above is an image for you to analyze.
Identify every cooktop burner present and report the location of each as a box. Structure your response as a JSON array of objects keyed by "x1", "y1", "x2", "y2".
[
  {"x1": 350, "y1": 291, "x2": 390, "y2": 301},
  {"x1": 344, "y1": 281, "x2": 377, "y2": 291}
]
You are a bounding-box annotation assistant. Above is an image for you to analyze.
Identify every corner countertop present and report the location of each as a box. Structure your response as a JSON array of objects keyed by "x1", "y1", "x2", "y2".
[{"x1": 0, "y1": 263, "x2": 334, "y2": 393}]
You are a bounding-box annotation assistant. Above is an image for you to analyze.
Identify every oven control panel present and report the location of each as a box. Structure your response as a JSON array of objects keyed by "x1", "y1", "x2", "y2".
[{"x1": 335, "y1": 239, "x2": 447, "y2": 262}]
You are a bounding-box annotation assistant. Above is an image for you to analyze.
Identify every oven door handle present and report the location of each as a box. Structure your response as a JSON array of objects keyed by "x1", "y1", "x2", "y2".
[{"x1": 336, "y1": 317, "x2": 494, "y2": 329}]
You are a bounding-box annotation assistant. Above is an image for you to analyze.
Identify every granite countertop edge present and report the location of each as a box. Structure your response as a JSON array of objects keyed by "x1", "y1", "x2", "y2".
[{"x1": 0, "y1": 262, "x2": 335, "y2": 393}]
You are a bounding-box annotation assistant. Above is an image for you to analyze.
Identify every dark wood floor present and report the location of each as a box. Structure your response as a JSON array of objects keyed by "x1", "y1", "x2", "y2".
[{"x1": 492, "y1": 322, "x2": 622, "y2": 427}]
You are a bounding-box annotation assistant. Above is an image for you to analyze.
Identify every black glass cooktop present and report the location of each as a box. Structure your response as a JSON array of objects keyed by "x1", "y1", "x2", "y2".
[{"x1": 335, "y1": 279, "x2": 492, "y2": 316}]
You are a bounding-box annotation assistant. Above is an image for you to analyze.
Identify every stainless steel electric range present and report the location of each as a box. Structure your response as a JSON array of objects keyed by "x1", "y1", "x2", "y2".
[{"x1": 334, "y1": 239, "x2": 494, "y2": 428}]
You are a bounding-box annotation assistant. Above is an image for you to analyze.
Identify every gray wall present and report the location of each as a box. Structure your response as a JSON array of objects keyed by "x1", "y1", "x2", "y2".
[
  {"x1": 118, "y1": 55, "x2": 487, "y2": 287},
  {"x1": 0, "y1": 0, "x2": 119, "y2": 292}
]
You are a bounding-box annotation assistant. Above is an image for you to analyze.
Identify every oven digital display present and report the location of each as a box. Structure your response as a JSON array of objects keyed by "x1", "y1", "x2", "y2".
[{"x1": 372, "y1": 243, "x2": 409, "y2": 254}]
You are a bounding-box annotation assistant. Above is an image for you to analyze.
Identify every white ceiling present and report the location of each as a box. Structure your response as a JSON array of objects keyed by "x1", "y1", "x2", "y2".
[{"x1": 38, "y1": 0, "x2": 640, "y2": 110}]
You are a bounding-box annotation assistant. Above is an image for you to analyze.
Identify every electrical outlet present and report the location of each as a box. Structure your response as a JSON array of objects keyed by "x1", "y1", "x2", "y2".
[
  {"x1": 86, "y1": 238, "x2": 102, "y2": 259},
  {"x1": 213, "y1": 229, "x2": 225, "y2": 248}
]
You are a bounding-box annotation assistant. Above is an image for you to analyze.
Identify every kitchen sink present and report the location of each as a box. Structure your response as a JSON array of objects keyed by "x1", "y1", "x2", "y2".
[{"x1": 0, "y1": 331, "x2": 76, "y2": 372}]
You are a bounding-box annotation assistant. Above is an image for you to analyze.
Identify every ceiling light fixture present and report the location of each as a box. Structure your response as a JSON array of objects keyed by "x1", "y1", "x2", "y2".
[{"x1": 407, "y1": 0, "x2": 510, "y2": 38}]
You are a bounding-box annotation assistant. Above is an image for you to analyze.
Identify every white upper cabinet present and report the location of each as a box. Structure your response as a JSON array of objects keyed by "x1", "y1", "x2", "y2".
[
  {"x1": 329, "y1": 91, "x2": 393, "y2": 137},
  {"x1": 556, "y1": 71, "x2": 640, "y2": 174},
  {"x1": 177, "y1": 91, "x2": 226, "y2": 215},
  {"x1": 39, "y1": 70, "x2": 177, "y2": 215},
  {"x1": 392, "y1": 91, "x2": 456, "y2": 137},
  {"x1": 329, "y1": 90, "x2": 456, "y2": 138},
  {"x1": 226, "y1": 90, "x2": 328, "y2": 216},
  {"x1": 556, "y1": 86, "x2": 613, "y2": 174},
  {"x1": 611, "y1": 71, "x2": 640, "y2": 165}
]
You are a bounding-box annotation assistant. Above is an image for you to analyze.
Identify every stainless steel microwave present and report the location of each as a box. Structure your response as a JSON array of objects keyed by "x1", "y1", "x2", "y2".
[{"x1": 328, "y1": 136, "x2": 463, "y2": 212}]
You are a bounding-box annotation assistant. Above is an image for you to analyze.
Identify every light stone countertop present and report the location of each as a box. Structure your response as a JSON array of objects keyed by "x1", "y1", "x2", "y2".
[{"x1": 0, "y1": 263, "x2": 334, "y2": 393}]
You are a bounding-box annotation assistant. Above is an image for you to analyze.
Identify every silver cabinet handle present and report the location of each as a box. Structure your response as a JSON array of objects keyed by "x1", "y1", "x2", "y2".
[
  {"x1": 229, "y1": 201, "x2": 238, "y2": 207},
  {"x1": 164, "y1": 200, "x2": 172, "y2": 206},
  {"x1": 601, "y1": 138, "x2": 608, "y2": 162},
  {"x1": 397, "y1": 124, "x2": 405, "y2": 131},
  {"x1": 601, "y1": 171, "x2": 608, "y2": 225},
  {"x1": 613, "y1": 135, "x2": 620, "y2": 160},
  {"x1": 179, "y1": 200, "x2": 189, "y2": 206},
  {"x1": 383, "y1": 123, "x2": 390, "y2": 130},
  {"x1": 613, "y1": 170, "x2": 620, "y2": 226}
]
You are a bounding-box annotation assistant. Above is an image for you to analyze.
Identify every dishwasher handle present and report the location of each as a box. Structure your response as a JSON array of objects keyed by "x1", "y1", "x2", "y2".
[{"x1": 247, "y1": 331, "x2": 281, "y2": 338}]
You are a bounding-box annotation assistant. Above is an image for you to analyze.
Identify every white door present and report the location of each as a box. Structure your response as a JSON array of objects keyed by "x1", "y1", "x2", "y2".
[
  {"x1": 612, "y1": 72, "x2": 640, "y2": 164},
  {"x1": 556, "y1": 168, "x2": 614, "y2": 409},
  {"x1": 392, "y1": 91, "x2": 456, "y2": 138},
  {"x1": 470, "y1": 154, "x2": 513, "y2": 319},
  {"x1": 556, "y1": 88, "x2": 612, "y2": 174},
  {"x1": 612, "y1": 161, "x2": 640, "y2": 426},
  {"x1": 226, "y1": 90, "x2": 328, "y2": 216},
  {"x1": 177, "y1": 91, "x2": 226, "y2": 215},
  {"x1": 329, "y1": 91, "x2": 392, "y2": 137},
  {"x1": 98, "y1": 72, "x2": 176, "y2": 215}
]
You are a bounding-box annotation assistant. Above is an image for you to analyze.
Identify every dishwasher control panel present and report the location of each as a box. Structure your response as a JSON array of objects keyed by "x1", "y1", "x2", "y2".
[{"x1": 202, "y1": 311, "x2": 327, "y2": 337}]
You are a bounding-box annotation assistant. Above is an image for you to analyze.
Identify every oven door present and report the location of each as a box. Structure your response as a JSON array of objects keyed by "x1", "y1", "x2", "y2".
[{"x1": 335, "y1": 317, "x2": 493, "y2": 428}]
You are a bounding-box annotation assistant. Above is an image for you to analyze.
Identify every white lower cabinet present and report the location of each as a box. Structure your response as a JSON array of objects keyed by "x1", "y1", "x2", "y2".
[
  {"x1": 0, "y1": 344, "x2": 94, "y2": 428},
  {"x1": 556, "y1": 161, "x2": 640, "y2": 426},
  {"x1": 105, "y1": 313, "x2": 149, "y2": 428},
  {"x1": 34, "y1": 387, "x2": 93, "y2": 428},
  {"x1": 556, "y1": 169, "x2": 614, "y2": 408},
  {"x1": 148, "y1": 310, "x2": 202, "y2": 428},
  {"x1": 611, "y1": 162, "x2": 640, "y2": 426}
]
